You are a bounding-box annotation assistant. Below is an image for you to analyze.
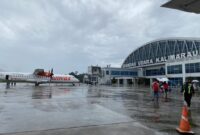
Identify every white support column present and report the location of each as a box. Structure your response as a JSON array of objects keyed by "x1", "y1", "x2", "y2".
[
  {"x1": 132, "y1": 78, "x2": 135, "y2": 86},
  {"x1": 150, "y1": 78, "x2": 153, "y2": 89},
  {"x1": 123, "y1": 79, "x2": 127, "y2": 85},
  {"x1": 116, "y1": 79, "x2": 119, "y2": 85},
  {"x1": 182, "y1": 62, "x2": 186, "y2": 83},
  {"x1": 165, "y1": 63, "x2": 168, "y2": 76}
]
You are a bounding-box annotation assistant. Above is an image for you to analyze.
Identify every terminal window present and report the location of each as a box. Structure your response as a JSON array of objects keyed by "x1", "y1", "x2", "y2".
[
  {"x1": 167, "y1": 65, "x2": 182, "y2": 74},
  {"x1": 106, "y1": 71, "x2": 109, "y2": 75},
  {"x1": 111, "y1": 71, "x2": 138, "y2": 76},
  {"x1": 185, "y1": 62, "x2": 200, "y2": 73},
  {"x1": 121, "y1": 71, "x2": 129, "y2": 75},
  {"x1": 145, "y1": 68, "x2": 165, "y2": 76},
  {"x1": 168, "y1": 78, "x2": 183, "y2": 86},
  {"x1": 111, "y1": 71, "x2": 120, "y2": 75}
]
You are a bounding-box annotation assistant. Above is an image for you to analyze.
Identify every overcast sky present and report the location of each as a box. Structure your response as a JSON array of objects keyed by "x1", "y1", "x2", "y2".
[{"x1": 1, "y1": 0, "x2": 200, "y2": 74}]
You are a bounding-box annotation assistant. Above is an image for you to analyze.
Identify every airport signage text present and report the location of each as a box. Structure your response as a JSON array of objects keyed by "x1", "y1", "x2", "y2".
[{"x1": 123, "y1": 51, "x2": 199, "y2": 68}]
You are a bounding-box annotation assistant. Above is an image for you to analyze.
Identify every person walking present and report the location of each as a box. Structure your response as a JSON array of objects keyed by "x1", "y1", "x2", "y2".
[
  {"x1": 152, "y1": 80, "x2": 160, "y2": 102},
  {"x1": 163, "y1": 81, "x2": 169, "y2": 101},
  {"x1": 192, "y1": 82, "x2": 198, "y2": 91},
  {"x1": 181, "y1": 80, "x2": 195, "y2": 108}
]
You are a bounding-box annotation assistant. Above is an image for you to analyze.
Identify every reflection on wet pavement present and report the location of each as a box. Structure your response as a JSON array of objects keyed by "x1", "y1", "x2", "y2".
[{"x1": 0, "y1": 84, "x2": 200, "y2": 135}]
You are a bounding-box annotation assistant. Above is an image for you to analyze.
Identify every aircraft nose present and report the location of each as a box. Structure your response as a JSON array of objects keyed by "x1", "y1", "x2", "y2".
[{"x1": 76, "y1": 78, "x2": 80, "y2": 82}]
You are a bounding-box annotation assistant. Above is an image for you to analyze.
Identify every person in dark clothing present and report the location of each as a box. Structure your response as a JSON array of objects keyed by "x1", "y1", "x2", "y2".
[
  {"x1": 163, "y1": 81, "x2": 169, "y2": 100},
  {"x1": 181, "y1": 80, "x2": 195, "y2": 107}
]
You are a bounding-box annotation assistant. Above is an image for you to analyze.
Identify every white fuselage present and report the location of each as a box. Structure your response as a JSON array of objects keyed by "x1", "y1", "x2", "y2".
[{"x1": 0, "y1": 72, "x2": 79, "y2": 84}]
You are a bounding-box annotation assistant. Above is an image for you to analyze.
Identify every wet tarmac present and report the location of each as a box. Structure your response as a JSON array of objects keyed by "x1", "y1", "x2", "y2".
[{"x1": 0, "y1": 84, "x2": 200, "y2": 135}]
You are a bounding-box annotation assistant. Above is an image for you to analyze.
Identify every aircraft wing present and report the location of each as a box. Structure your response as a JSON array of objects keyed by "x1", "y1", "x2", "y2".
[{"x1": 161, "y1": 0, "x2": 200, "y2": 14}]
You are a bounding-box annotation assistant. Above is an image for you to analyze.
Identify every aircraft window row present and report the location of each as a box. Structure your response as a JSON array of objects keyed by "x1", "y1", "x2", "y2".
[
  {"x1": 12, "y1": 75, "x2": 23, "y2": 77},
  {"x1": 12, "y1": 75, "x2": 32, "y2": 78},
  {"x1": 36, "y1": 76, "x2": 49, "y2": 79},
  {"x1": 52, "y1": 77, "x2": 71, "y2": 80}
]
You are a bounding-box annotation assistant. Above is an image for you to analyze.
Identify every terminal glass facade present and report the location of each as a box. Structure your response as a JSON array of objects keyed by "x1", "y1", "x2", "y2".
[
  {"x1": 167, "y1": 65, "x2": 182, "y2": 74},
  {"x1": 120, "y1": 38, "x2": 200, "y2": 86},
  {"x1": 144, "y1": 68, "x2": 165, "y2": 76},
  {"x1": 111, "y1": 71, "x2": 137, "y2": 77},
  {"x1": 185, "y1": 62, "x2": 200, "y2": 73},
  {"x1": 169, "y1": 78, "x2": 183, "y2": 86}
]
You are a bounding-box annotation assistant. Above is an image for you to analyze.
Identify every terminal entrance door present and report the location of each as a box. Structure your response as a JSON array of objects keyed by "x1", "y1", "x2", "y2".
[
  {"x1": 127, "y1": 79, "x2": 133, "y2": 85},
  {"x1": 144, "y1": 78, "x2": 150, "y2": 86},
  {"x1": 137, "y1": 78, "x2": 150, "y2": 86},
  {"x1": 119, "y1": 79, "x2": 123, "y2": 85}
]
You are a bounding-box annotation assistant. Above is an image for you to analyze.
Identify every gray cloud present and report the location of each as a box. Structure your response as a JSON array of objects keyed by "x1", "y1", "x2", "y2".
[{"x1": 0, "y1": 0, "x2": 200, "y2": 73}]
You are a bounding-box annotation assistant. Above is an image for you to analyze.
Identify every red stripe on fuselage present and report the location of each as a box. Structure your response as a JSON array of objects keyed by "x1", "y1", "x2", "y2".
[{"x1": 52, "y1": 77, "x2": 71, "y2": 81}]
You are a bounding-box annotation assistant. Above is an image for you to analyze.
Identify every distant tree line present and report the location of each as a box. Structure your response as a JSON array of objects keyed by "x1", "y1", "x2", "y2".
[{"x1": 69, "y1": 72, "x2": 87, "y2": 83}]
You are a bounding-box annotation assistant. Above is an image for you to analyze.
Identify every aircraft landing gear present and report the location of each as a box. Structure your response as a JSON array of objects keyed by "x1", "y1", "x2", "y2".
[
  {"x1": 11, "y1": 82, "x2": 14, "y2": 86},
  {"x1": 6, "y1": 82, "x2": 10, "y2": 88},
  {"x1": 35, "y1": 83, "x2": 40, "y2": 86}
]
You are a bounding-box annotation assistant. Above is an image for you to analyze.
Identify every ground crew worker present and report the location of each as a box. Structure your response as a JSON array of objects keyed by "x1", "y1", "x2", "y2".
[
  {"x1": 163, "y1": 81, "x2": 169, "y2": 100},
  {"x1": 181, "y1": 80, "x2": 195, "y2": 107},
  {"x1": 152, "y1": 80, "x2": 159, "y2": 102}
]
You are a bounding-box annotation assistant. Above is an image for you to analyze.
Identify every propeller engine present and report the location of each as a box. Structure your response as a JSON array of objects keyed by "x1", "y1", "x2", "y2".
[
  {"x1": 37, "y1": 68, "x2": 54, "y2": 78},
  {"x1": 50, "y1": 68, "x2": 54, "y2": 78}
]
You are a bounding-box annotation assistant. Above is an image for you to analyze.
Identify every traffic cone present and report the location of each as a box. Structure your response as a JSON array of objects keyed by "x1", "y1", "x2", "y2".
[{"x1": 176, "y1": 104, "x2": 194, "y2": 134}]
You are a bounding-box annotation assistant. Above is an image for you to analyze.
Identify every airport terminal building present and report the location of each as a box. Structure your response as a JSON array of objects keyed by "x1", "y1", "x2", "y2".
[{"x1": 98, "y1": 38, "x2": 200, "y2": 86}]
